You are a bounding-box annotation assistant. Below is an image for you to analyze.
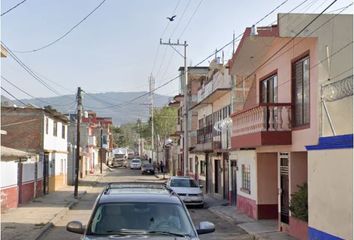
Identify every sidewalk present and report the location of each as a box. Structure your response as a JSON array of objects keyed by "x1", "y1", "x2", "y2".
[
  {"x1": 207, "y1": 198, "x2": 296, "y2": 240},
  {"x1": 1, "y1": 167, "x2": 108, "y2": 240}
]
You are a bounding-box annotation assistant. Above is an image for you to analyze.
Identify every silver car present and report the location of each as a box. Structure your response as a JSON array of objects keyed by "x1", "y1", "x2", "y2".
[
  {"x1": 166, "y1": 177, "x2": 204, "y2": 207},
  {"x1": 130, "y1": 159, "x2": 142, "y2": 169}
]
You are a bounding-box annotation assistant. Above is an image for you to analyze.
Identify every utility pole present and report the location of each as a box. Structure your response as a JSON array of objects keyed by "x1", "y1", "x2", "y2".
[
  {"x1": 160, "y1": 39, "x2": 188, "y2": 176},
  {"x1": 74, "y1": 87, "x2": 82, "y2": 198},
  {"x1": 100, "y1": 127, "x2": 103, "y2": 174},
  {"x1": 149, "y1": 75, "x2": 155, "y2": 162}
]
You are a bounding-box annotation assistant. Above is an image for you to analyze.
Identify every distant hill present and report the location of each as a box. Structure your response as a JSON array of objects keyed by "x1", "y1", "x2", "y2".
[{"x1": 1, "y1": 92, "x2": 172, "y2": 125}]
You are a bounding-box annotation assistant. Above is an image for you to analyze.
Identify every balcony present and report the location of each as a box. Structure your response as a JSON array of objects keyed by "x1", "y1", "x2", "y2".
[
  {"x1": 231, "y1": 103, "x2": 292, "y2": 148},
  {"x1": 194, "y1": 72, "x2": 231, "y2": 107},
  {"x1": 195, "y1": 126, "x2": 213, "y2": 152}
]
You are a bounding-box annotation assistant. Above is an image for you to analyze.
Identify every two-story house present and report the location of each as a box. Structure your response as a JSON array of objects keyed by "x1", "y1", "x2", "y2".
[
  {"x1": 191, "y1": 59, "x2": 232, "y2": 199},
  {"x1": 2, "y1": 106, "x2": 69, "y2": 194},
  {"x1": 229, "y1": 13, "x2": 352, "y2": 240}
]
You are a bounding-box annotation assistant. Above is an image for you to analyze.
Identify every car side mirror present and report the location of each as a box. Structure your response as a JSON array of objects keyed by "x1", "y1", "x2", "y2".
[
  {"x1": 66, "y1": 221, "x2": 85, "y2": 234},
  {"x1": 196, "y1": 221, "x2": 215, "y2": 235},
  {"x1": 199, "y1": 185, "x2": 204, "y2": 189}
]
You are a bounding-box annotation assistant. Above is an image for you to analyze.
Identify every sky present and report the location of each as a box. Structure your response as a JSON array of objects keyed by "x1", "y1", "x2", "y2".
[{"x1": 1, "y1": 0, "x2": 353, "y2": 102}]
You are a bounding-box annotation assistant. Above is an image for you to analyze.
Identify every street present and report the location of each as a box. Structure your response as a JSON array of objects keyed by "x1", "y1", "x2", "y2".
[{"x1": 40, "y1": 167, "x2": 251, "y2": 240}]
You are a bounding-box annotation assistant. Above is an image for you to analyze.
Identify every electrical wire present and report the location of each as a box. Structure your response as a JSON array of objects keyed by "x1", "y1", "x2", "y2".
[
  {"x1": 1, "y1": 0, "x2": 27, "y2": 17},
  {"x1": 1, "y1": 42, "x2": 63, "y2": 96},
  {"x1": 13, "y1": 0, "x2": 106, "y2": 53},
  {"x1": 178, "y1": 0, "x2": 205, "y2": 38},
  {"x1": 1, "y1": 86, "x2": 27, "y2": 105}
]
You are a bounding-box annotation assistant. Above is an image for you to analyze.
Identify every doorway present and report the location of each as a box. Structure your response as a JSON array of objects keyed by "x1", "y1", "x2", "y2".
[
  {"x1": 43, "y1": 153, "x2": 49, "y2": 195},
  {"x1": 279, "y1": 152, "x2": 289, "y2": 224},
  {"x1": 231, "y1": 160, "x2": 237, "y2": 206},
  {"x1": 214, "y1": 159, "x2": 221, "y2": 194}
]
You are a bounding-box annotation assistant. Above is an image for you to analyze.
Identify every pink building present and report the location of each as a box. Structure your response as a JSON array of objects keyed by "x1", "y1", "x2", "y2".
[{"x1": 229, "y1": 13, "x2": 352, "y2": 240}]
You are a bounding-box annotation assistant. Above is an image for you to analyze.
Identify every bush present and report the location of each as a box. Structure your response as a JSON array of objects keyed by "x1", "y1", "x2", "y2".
[{"x1": 289, "y1": 183, "x2": 308, "y2": 222}]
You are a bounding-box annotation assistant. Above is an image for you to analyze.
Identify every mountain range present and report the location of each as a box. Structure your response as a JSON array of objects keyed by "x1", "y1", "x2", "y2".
[{"x1": 1, "y1": 92, "x2": 172, "y2": 125}]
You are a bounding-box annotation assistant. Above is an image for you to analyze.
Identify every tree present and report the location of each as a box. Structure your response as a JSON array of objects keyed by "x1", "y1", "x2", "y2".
[
  {"x1": 153, "y1": 106, "x2": 177, "y2": 145},
  {"x1": 289, "y1": 183, "x2": 308, "y2": 222}
]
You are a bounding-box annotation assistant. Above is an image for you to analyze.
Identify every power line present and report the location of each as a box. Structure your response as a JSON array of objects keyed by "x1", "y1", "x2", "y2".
[
  {"x1": 13, "y1": 0, "x2": 106, "y2": 53},
  {"x1": 1, "y1": 86, "x2": 27, "y2": 105},
  {"x1": 178, "y1": 0, "x2": 205, "y2": 38},
  {"x1": 1, "y1": 42, "x2": 63, "y2": 96},
  {"x1": 236, "y1": 0, "x2": 339, "y2": 87},
  {"x1": 1, "y1": 75, "x2": 77, "y2": 107},
  {"x1": 1, "y1": 0, "x2": 28, "y2": 17}
]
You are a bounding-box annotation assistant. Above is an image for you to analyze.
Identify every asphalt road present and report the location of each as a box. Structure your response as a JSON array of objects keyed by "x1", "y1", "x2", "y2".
[{"x1": 41, "y1": 167, "x2": 251, "y2": 240}]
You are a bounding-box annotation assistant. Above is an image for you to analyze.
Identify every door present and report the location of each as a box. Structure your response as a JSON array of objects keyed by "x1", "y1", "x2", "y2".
[
  {"x1": 17, "y1": 161, "x2": 23, "y2": 205},
  {"x1": 261, "y1": 75, "x2": 278, "y2": 129},
  {"x1": 43, "y1": 153, "x2": 49, "y2": 195},
  {"x1": 231, "y1": 160, "x2": 237, "y2": 206},
  {"x1": 280, "y1": 153, "x2": 289, "y2": 224},
  {"x1": 214, "y1": 160, "x2": 221, "y2": 194}
]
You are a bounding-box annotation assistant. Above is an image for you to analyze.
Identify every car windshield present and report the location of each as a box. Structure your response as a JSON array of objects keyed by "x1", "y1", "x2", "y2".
[
  {"x1": 132, "y1": 159, "x2": 141, "y2": 163},
  {"x1": 143, "y1": 164, "x2": 152, "y2": 168},
  {"x1": 88, "y1": 202, "x2": 196, "y2": 237},
  {"x1": 170, "y1": 179, "x2": 199, "y2": 188}
]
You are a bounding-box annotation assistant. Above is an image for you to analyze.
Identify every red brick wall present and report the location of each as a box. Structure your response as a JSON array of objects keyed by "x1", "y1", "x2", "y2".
[
  {"x1": 1, "y1": 108, "x2": 42, "y2": 150},
  {"x1": 1, "y1": 186, "x2": 18, "y2": 209},
  {"x1": 20, "y1": 181, "x2": 34, "y2": 204}
]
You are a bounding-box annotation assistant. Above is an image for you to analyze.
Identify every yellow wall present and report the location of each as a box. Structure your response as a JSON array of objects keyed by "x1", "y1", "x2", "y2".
[
  {"x1": 308, "y1": 148, "x2": 353, "y2": 239},
  {"x1": 48, "y1": 174, "x2": 66, "y2": 192}
]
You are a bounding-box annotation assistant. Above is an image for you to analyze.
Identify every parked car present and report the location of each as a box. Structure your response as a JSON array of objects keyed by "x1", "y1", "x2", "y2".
[
  {"x1": 141, "y1": 163, "x2": 155, "y2": 175},
  {"x1": 130, "y1": 159, "x2": 142, "y2": 169},
  {"x1": 66, "y1": 182, "x2": 215, "y2": 239},
  {"x1": 166, "y1": 176, "x2": 204, "y2": 207}
]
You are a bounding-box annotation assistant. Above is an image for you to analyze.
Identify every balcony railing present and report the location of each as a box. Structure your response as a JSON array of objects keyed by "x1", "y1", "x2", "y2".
[
  {"x1": 197, "y1": 72, "x2": 231, "y2": 103},
  {"x1": 197, "y1": 125, "x2": 213, "y2": 144},
  {"x1": 233, "y1": 103, "x2": 292, "y2": 136}
]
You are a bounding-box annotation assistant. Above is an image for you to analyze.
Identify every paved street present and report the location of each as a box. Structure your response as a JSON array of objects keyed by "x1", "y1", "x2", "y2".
[{"x1": 40, "y1": 167, "x2": 251, "y2": 240}]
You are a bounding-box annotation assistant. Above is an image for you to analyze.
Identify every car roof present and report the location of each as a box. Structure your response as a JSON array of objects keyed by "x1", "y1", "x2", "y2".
[
  {"x1": 98, "y1": 183, "x2": 182, "y2": 205},
  {"x1": 170, "y1": 176, "x2": 194, "y2": 180}
]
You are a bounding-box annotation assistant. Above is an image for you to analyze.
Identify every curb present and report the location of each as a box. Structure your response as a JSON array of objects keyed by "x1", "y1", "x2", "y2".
[{"x1": 34, "y1": 190, "x2": 87, "y2": 240}]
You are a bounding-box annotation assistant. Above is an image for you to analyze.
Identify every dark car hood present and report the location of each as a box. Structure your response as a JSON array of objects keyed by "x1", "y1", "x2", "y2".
[{"x1": 84, "y1": 235, "x2": 197, "y2": 240}]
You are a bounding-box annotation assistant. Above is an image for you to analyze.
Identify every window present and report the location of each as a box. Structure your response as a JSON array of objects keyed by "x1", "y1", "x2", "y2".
[
  {"x1": 62, "y1": 125, "x2": 65, "y2": 139},
  {"x1": 241, "y1": 164, "x2": 251, "y2": 194},
  {"x1": 260, "y1": 75, "x2": 278, "y2": 103},
  {"x1": 45, "y1": 118, "x2": 49, "y2": 134},
  {"x1": 200, "y1": 160, "x2": 206, "y2": 175},
  {"x1": 292, "y1": 56, "x2": 310, "y2": 127},
  {"x1": 53, "y1": 121, "x2": 57, "y2": 136}
]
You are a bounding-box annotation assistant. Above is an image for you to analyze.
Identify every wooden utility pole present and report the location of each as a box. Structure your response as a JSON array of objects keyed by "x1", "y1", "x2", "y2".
[
  {"x1": 100, "y1": 127, "x2": 103, "y2": 174},
  {"x1": 149, "y1": 75, "x2": 155, "y2": 162},
  {"x1": 74, "y1": 87, "x2": 82, "y2": 198},
  {"x1": 160, "y1": 39, "x2": 188, "y2": 176}
]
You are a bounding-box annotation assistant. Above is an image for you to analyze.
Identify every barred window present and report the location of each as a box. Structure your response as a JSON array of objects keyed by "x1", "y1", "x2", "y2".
[
  {"x1": 53, "y1": 121, "x2": 57, "y2": 136},
  {"x1": 241, "y1": 164, "x2": 251, "y2": 194}
]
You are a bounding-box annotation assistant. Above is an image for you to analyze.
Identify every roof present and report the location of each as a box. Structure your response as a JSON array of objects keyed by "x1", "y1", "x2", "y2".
[
  {"x1": 1, "y1": 106, "x2": 69, "y2": 123},
  {"x1": 1, "y1": 146, "x2": 35, "y2": 161},
  {"x1": 98, "y1": 183, "x2": 182, "y2": 205}
]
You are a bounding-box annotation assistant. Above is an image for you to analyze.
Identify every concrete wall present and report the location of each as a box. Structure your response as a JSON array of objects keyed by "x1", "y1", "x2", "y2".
[
  {"x1": 213, "y1": 93, "x2": 231, "y2": 111},
  {"x1": 43, "y1": 116, "x2": 68, "y2": 153},
  {"x1": 257, "y1": 153, "x2": 278, "y2": 204},
  {"x1": 0, "y1": 161, "x2": 18, "y2": 188},
  {"x1": 308, "y1": 148, "x2": 353, "y2": 239},
  {"x1": 254, "y1": 37, "x2": 319, "y2": 151},
  {"x1": 289, "y1": 152, "x2": 307, "y2": 196},
  {"x1": 279, "y1": 13, "x2": 353, "y2": 139}
]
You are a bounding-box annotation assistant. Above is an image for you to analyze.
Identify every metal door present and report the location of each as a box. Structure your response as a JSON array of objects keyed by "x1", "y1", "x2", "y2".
[
  {"x1": 43, "y1": 153, "x2": 49, "y2": 195},
  {"x1": 280, "y1": 153, "x2": 289, "y2": 224}
]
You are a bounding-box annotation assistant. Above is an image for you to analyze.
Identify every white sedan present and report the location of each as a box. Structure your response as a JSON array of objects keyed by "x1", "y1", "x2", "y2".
[
  {"x1": 166, "y1": 176, "x2": 204, "y2": 207},
  {"x1": 129, "y1": 159, "x2": 142, "y2": 169}
]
